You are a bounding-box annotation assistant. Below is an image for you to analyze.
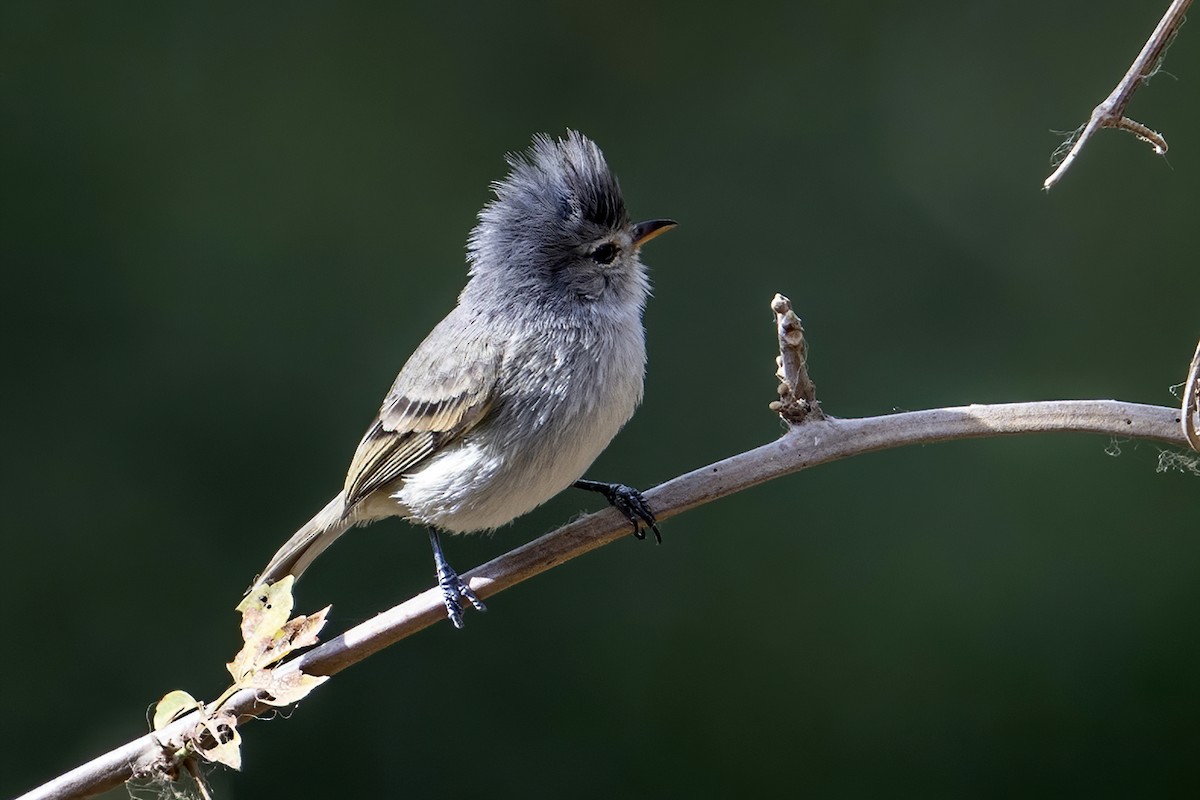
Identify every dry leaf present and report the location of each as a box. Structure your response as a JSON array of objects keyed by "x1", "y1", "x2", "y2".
[
  {"x1": 153, "y1": 689, "x2": 200, "y2": 731},
  {"x1": 228, "y1": 578, "x2": 297, "y2": 681},
  {"x1": 243, "y1": 669, "x2": 330, "y2": 707},
  {"x1": 249, "y1": 606, "x2": 331, "y2": 674},
  {"x1": 236, "y1": 577, "x2": 295, "y2": 641},
  {"x1": 192, "y1": 711, "x2": 242, "y2": 771},
  {"x1": 277, "y1": 606, "x2": 330, "y2": 653},
  {"x1": 147, "y1": 580, "x2": 330, "y2": 779}
]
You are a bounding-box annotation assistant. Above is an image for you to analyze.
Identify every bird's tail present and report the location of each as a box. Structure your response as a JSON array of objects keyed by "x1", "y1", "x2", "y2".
[{"x1": 251, "y1": 492, "x2": 354, "y2": 590}]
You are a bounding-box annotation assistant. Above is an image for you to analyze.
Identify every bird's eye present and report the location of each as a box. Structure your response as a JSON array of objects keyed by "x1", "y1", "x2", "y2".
[{"x1": 591, "y1": 242, "x2": 618, "y2": 264}]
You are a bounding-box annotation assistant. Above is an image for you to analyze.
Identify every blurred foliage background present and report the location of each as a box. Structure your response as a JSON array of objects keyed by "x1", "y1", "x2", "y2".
[{"x1": 5, "y1": 2, "x2": 1200, "y2": 797}]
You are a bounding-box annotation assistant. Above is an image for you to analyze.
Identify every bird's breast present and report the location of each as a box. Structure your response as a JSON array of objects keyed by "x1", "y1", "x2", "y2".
[{"x1": 395, "y1": 309, "x2": 646, "y2": 532}]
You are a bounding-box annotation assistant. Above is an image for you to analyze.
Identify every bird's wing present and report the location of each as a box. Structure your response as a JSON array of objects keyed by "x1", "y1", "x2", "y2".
[{"x1": 343, "y1": 311, "x2": 501, "y2": 508}]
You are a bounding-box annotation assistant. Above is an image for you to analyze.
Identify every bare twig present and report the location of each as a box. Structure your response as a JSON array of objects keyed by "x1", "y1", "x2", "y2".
[
  {"x1": 1183, "y1": 338, "x2": 1200, "y2": 452},
  {"x1": 1043, "y1": 0, "x2": 1190, "y2": 190},
  {"x1": 18, "y1": 398, "x2": 1188, "y2": 800},
  {"x1": 770, "y1": 293, "x2": 823, "y2": 423}
]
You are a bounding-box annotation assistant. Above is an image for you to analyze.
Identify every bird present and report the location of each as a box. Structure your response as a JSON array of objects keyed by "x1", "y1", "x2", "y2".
[{"x1": 251, "y1": 130, "x2": 675, "y2": 628}]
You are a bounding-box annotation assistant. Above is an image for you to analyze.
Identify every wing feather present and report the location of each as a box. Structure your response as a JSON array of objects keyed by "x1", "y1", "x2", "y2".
[{"x1": 342, "y1": 310, "x2": 499, "y2": 508}]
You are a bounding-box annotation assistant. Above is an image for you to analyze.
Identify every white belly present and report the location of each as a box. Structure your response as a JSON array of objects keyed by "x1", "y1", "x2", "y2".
[{"x1": 392, "y1": 314, "x2": 645, "y2": 532}]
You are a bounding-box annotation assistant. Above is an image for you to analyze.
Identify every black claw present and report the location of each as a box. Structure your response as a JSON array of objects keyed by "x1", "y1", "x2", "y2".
[
  {"x1": 441, "y1": 585, "x2": 466, "y2": 629},
  {"x1": 574, "y1": 480, "x2": 662, "y2": 544},
  {"x1": 439, "y1": 573, "x2": 486, "y2": 629},
  {"x1": 429, "y1": 528, "x2": 486, "y2": 629}
]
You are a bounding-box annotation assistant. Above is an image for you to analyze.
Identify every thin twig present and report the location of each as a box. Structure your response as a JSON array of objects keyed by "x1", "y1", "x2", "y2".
[
  {"x1": 17, "y1": 399, "x2": 1187, "y2": 800},
  {"x1": 770, "y1": 293, "x2": 823, "y2": 423},
  {"x1": 1043, "y1": 0, "x2": 1190, "y2": 190},
  {"x1": 1183, "y1": 339, "x2": 1200, "y2": 452}
]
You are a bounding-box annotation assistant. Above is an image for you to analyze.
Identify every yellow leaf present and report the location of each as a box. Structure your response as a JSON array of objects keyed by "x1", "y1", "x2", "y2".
[
  {"x1": 243, "y1": 669, "x2": 330, "y2": 707},
  {"x1": 228, "y1": 578, "x2": 297, "y2": 681},
  {"x1": 193, "y1": 712, "x2": 242, "y2": 771},
  {"x1": 235, "y1": 577, "x2": 295, "y2": 642},
  {"x1": 247, "y1": 605, "x2": 332, "y2": 675},
  {"x1": 277, "y1": 605, "x2": 331, "y2": 653},
  {"x1": 152, "y1": 689, "x2": 200, "y2": 731}
]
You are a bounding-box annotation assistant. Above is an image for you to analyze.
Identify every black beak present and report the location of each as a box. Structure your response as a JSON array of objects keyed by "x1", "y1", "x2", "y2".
[{"x1": 631, "y1": 219, "x2": 678, "y2": 248}]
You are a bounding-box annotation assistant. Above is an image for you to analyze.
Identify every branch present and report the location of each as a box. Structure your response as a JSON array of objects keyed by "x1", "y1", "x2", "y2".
[
  {"x1": 19, "y1": 399, "x2": 1188, "y2": 800},
  {"x1": 1183, "y1": 338, "x2": 1200, "y2": 452},
  {"x1": 1043, "y1": 0, "x2": 1190, "y2": 190},
  {"x1": 769, "y1": 293, "x2": 823, "y2": 423}
]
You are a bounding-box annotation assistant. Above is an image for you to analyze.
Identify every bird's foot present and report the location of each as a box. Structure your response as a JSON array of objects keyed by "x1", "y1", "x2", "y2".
[
  {"x1": 436, "y1": 563, "x2": 486, "y2": 629},
  {"x1": 428, "y1": 527, "x2": 486, "y2": 629},
  {"x1": 574, "y1": 480, "x2": 662, "y2": 544}
]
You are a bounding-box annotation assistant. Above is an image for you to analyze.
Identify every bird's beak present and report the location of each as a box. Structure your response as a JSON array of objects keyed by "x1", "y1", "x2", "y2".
[{"x1": 631, "y1": 219, "x2": 677, "y2": 249}]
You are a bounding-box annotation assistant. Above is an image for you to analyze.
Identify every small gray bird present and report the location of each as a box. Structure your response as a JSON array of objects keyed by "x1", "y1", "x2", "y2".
[{"x1": 253, "y1": 131, "x2": 675, "y2": 627}]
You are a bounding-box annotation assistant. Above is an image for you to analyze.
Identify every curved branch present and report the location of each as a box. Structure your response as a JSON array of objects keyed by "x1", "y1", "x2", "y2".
[
  {"x1": 1043, "y1": 0, "x2": 1190, "y2": 190},
  {"x1": 1183, "y1": 340, "x2": 1200, "y2": 452},
  {"x1": 19, "y1": 399, "x2": 1186, "y2": 800}
]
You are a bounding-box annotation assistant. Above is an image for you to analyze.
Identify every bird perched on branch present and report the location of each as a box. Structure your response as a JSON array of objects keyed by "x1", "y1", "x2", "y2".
[{"x1": 252, "y1": 131, "x2": 676, "y2": 627}]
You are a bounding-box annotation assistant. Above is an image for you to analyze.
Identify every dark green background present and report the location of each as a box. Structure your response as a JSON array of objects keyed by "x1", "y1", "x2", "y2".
[{"x1": 6, "y1": 2, "x2": 1200, "y2": 797}]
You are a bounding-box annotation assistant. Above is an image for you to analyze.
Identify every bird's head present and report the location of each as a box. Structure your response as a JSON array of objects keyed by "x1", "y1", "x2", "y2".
[{"x1": 467, "y1": 130, "x2": 675, "y2": 305}]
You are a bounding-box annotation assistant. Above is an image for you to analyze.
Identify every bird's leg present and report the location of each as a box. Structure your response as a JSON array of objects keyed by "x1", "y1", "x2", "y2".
[
  {"x1": 428, "y1": 527, "x2": 486, "y2": 629},
  {"x1": 573, "y1": 479, "x2": 661, "y2": 544}
]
